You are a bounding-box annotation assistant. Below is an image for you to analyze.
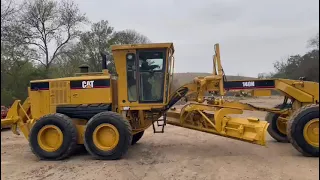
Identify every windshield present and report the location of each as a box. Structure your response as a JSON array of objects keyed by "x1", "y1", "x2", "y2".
[{"x1": 138, "y1": 50, "x2": 166, "y2": 103}]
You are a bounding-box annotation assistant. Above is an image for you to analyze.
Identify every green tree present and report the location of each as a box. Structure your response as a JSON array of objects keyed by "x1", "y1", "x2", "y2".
[
  {"x1": 111, "y1": 29, "x2": 151, "y2": 45},
  {"x1": 308, "y1": 33, "x2": 319, "y2": 50},
  {"x1": 1, "y1": 42, "x2": 43, "y2": 105},
  {"x1": 53, "y1": 21, "x2": 151, "y2": 76},
  {"x1": 260, "y1": 33, "x2": 319, "y2": 82}
]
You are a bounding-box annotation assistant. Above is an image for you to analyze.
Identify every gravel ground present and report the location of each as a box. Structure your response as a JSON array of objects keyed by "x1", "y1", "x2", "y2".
[{"x1": 1, "y1": 97, "x2": 319, "y2": 180}]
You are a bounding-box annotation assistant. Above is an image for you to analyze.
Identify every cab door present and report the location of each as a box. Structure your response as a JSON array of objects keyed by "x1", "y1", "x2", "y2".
[{"x1": 136, "y1": 49, "x2": 167, "y2": 104}]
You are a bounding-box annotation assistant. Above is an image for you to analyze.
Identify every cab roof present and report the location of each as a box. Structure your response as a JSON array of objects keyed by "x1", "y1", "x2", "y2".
[{"x1": 111, "y1": 43, "x2": 174, "y2": 53}]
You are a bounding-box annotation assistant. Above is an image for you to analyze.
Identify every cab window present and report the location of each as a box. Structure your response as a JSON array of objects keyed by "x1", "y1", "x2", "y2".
[
  {"x1": 126, "y1": 53, "x2": 137, "y2": 101},
  {"x1": 138, "y1": 50, "x2": 166, "y2": 103}
]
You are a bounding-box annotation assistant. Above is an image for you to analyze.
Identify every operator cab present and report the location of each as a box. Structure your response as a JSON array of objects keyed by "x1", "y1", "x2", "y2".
[{"x1": 111, "y1": 43, "x2": 174, "y2": 108}]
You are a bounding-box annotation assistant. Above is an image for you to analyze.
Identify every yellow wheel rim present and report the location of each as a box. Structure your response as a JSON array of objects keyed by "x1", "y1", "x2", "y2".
[
  {"x1": 303, "y1": 118, "x2": 319, "y2": 147},
  {"x1": 93, "y1": 124, "x2": 119, "y2": 151},
  {"x1": 276, "y1": 115, "x2": 287, "y2": 135},
  {"x1": 37, "y1": 125, "x2": 63, "y2": 152}
]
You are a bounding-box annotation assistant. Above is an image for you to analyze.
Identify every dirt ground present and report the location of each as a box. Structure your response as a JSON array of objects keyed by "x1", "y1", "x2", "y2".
[{"x1": 1, "y1": 96, "x2": 319, "y2": 180}]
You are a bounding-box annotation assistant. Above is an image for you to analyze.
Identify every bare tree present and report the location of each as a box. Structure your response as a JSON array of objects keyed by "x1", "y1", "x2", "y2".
[
  {"x1": 111, "y1": 29, "x2": 151, "y2": 45},
  {"x1": 50, "y1": 43, "x2": 86, "y2": 77},
  {"x1": 1, "y1": 0, "x2": 19, "y2": 40},
  {"x1": 51, "y1": 21, "x2": 152, "y2": 76},
  {"x1": 14, "y1": 0, "x2": 87, "y2": 76},
  {"x1": 308, "y1": 33, "x2": 319, "y2": 50},
  {"x1": 258, "y1": 73, "x2": 267, "y2": 79},
  {"x1": 1, "y1": 0, "x2": 16, "y2": 23},
  {"x1": 51, "y1": 20, "x2": 115, "y2": 76}
]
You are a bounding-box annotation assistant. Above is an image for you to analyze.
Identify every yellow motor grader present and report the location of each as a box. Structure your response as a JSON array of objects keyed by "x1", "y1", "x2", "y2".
[{"x1": 1, "y1": 43, "x2": 318, "y2": 160}]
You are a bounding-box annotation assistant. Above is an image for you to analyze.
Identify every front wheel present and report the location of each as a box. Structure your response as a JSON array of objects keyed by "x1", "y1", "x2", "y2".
[
  {"x1": 84, "y1": 111, "x2": 132, "y2": 160},
  {"x1": 29, "y1": 113, "x2": 78, "y2": 160}
]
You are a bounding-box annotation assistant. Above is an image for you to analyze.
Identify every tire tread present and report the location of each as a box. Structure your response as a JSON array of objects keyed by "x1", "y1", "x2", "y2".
[
  {"x1": 84, "y1": 111, "x2": 132, "y2": 160},
  {"x1": 287, "y1": 104, "x2": 319, "y2": 157},
  {"x1": 266, "y1": 103, "x2": 291, "y2": 143},
  {"x1": 29, "y1": 113, "x2": 78, "y2": 160}
]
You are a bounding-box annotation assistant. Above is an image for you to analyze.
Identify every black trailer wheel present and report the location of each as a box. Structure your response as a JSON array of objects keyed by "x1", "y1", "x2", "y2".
[
  {"x1": 266, "y1": 103, "x2": 292, "y2": 143},
  {"x1": 287, "y1": 104, "x2": 319, "y2": 157},
  {"x1": 29, "y1": 113, "x2": 78, "y2": 160},
  {"x1": 84, "y1": 111, "x2": 132, "y2": 160},
  {"x1": 131, "y1": 131, "x2": 144, "y2": 145}
]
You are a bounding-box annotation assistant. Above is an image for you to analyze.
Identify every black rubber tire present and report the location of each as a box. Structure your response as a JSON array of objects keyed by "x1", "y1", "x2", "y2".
[
  {"x1": 56, "y1": 104, "x2": 112, "y2": 120},
  {"x1": 84, "y1": 111, "x2": 132, "y2": 160},
  {"x1": 287, "y1": 104, "x2": 319, "y2": 157},
  {"x1": 131, "y1": 131, "x2": 144, "y2": 145},
  {"x1": 29, "y1": 113, "x2": 78, "y2": 160},
  {"x1": 266, "y1": 103, "x2": 291, "y2": 143}
]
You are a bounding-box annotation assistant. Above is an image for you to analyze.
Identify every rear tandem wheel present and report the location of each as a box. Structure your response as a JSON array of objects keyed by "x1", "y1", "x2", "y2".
[
  {"x1": 287, "y1": 104, "x2": 319, "y2": 157},
  {"x1": 84, "y1": 111, "x2": 132, "y2": 160}
]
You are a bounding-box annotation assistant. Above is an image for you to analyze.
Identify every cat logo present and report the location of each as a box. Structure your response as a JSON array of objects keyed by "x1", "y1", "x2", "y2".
[{"x1": 82, "y1": 80, "x2": 94, "y2": 89}]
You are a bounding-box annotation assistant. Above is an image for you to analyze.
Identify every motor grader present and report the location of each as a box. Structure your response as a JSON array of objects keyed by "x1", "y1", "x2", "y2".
[{"x1": 1, "y1": 43, "x2": 319, "y2": 160}]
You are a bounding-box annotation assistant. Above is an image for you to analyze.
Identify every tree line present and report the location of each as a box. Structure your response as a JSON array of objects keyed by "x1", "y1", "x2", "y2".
[
  {"x1": 1, "y1": 0, "x2": 318, "y2": 106},
  {"x1": 258, "y1": 33, "x2": 319, "y2": 82},
  {"x1": 1, "y1": 0, "x2": 151, "y2": 106}
]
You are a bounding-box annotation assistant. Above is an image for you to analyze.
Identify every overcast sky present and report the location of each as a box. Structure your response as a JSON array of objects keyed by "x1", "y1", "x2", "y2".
[{"x1": 75, "y1": 0, "x2": 319, "y2": 77}]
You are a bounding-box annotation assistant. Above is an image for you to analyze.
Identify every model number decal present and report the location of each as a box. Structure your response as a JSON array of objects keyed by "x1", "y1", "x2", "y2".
[{"x1": 242, "y1": 81, "x2": 255, "y2": 87}]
